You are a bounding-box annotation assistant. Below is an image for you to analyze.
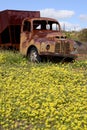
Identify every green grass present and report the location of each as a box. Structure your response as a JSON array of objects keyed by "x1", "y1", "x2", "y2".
[{"x1": 0, "y1": 51, "x2": 87, "y2": 130}]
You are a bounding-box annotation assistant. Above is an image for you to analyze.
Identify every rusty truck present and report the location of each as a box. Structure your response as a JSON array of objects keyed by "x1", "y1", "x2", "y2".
[{"x1": 0, "y1": 9, "x2": 77, "y2": 62}]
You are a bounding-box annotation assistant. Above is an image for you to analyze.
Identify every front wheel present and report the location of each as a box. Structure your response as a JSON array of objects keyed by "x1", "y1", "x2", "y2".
[{"x1": 28, "y1": 47, "x2": 41, "y2": 63}]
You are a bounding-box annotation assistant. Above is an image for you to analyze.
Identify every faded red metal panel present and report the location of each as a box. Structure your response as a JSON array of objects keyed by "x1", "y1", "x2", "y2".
[
  {"x1": 0, "y1": 9, "x2": 40, "y2": 48},
  {"x1": 8, "y1": 10, "x2": 40, "y2": 25},
  {"x1": 0, "y1": 9, "x2": 40, "y2": 33},
  {"x1": 0, "y1": 10, "x2": 9, "y2": 33}
]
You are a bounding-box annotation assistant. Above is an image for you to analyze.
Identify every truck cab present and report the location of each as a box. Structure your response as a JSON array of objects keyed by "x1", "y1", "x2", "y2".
[{"x1": 20, "y1": 17, "x2": 77, "y2": 62}]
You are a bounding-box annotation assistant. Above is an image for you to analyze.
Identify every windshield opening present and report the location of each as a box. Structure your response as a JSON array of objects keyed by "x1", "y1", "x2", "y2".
[{"x1": 33, "y1": 20, "x2": 60, "y2": 31}]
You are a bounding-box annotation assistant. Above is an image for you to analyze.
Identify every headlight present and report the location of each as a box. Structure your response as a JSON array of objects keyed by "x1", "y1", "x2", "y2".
[{"x1": 46, "y1": 44, "x2": 50, "y2": 50}]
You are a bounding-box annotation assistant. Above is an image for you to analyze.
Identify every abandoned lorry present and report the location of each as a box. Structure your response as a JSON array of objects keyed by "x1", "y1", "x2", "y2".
[{"x1": 0, "y1": 9, "x2": 77, "y2": 62}]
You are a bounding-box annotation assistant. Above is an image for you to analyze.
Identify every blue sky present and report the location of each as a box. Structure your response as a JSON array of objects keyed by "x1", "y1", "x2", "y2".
[{"x1": 0, "y1": 0, "x2": 87, "y2": 31}]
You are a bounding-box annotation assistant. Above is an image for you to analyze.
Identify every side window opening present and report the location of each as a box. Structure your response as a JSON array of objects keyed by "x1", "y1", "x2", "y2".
[{"x1": 23, "y1": 21, "x2": 31, "y2": 32}]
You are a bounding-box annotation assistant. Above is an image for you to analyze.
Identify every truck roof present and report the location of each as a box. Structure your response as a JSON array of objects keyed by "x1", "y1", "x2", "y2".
[{"x1": 23, "y1": 17, "x2": 58, "y2": 23}]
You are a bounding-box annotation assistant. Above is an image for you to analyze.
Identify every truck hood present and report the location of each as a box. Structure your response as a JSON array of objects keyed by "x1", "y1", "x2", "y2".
[{"x1": 33, "y1": 30, "x2": 66, "y2": 39}]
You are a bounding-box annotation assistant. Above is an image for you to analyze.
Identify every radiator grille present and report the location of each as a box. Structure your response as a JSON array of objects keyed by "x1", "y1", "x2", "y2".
[{"x1": 55, "y1": 41, "x2": 70, "y2": 54}]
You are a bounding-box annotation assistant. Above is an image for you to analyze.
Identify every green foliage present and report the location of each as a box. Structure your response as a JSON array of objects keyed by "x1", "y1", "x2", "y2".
[
  {"x1": 78, "y1": 29, "x2": 87, "y2": 42},
  {"x1": 64, "y1": 31, "x2": 79, "y2": 41},
  {"x1": 0, "y1": 50, "x2": 27, "y2": 66},
  {"x1": 63, "y1": 31, "x2": 71, "y2": 39},
  {"x1": 0, "y1": 51, "x2": 87, "y2": 130},
  {"x1": 64, "y1": 28, "x2": 87, "y2": 42}
]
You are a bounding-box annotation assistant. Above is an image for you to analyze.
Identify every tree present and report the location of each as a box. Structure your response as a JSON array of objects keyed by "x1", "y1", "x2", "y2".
[{"x1": 78, "y1": 29, "x2": 87, "y2": 42}]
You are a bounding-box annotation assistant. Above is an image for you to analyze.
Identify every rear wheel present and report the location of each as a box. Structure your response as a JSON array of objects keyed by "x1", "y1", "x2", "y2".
[{"x1": 28, "y1": 47, "x2": 41, "y2": 63}]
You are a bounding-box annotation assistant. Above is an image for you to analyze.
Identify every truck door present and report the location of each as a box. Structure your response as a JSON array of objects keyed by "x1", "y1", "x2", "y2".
[
  {"x1": 23, "y1": 20, "x2": 31, "y2": 40},
  {"x1": 20, "y1": 20, "x2": 31, "y2": 54}
]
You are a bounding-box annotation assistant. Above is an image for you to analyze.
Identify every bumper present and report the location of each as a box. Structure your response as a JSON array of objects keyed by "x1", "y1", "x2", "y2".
[{"x1": 40, "y1": 52, "x2": 77, "y2": 59}]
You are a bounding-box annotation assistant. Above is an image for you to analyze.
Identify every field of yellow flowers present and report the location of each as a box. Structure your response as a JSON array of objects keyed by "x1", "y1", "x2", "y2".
[{"x1": 0, "y1": 51, "x2": 87, "y2": 130}]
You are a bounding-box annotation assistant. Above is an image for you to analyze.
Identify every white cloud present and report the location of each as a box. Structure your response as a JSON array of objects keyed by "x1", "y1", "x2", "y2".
[
  {"x1": 40, "y1": 8, "x2": 75, "y2": 19},
  {"x1": 79, "y1": 14, "x2": 87, "y2": 21},
  {"x1": 60, "y1": 21, "x2": 81, "y2": 31}
]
